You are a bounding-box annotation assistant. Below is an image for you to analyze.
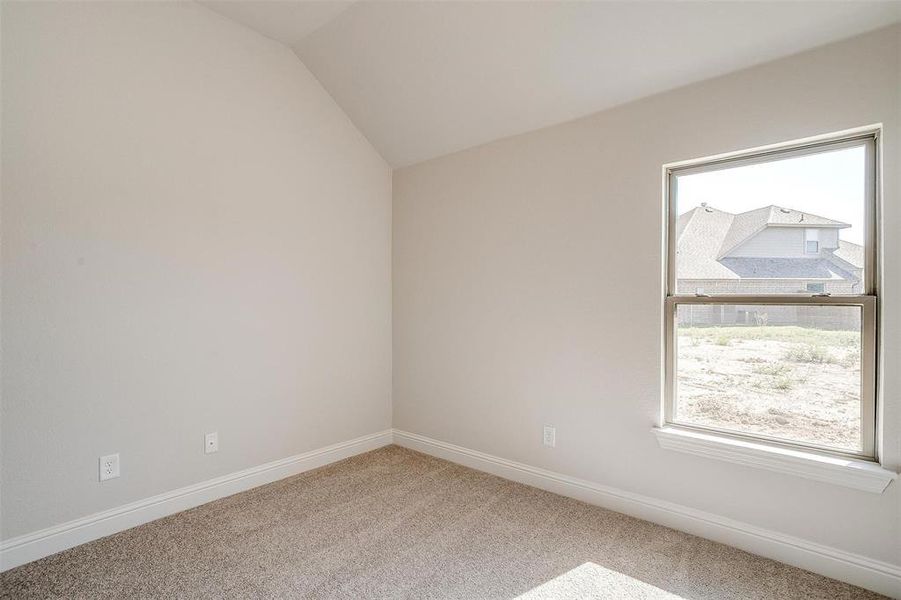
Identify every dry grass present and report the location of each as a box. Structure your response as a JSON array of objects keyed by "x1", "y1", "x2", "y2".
[
  {"x1": 676, "y1": 325, "x2": 861, "y2": 451},
  {"x1": 783, "y1": 344, "x2": 839, "y2": 364},
  {"x1": 679, "y1": 325, "x2": 859, "y2": 347}
]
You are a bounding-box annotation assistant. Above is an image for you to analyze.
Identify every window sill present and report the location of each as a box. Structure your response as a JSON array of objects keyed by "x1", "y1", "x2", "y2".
[{"x1": 653, "y1": 426, "x2": 897, "y2": 494}]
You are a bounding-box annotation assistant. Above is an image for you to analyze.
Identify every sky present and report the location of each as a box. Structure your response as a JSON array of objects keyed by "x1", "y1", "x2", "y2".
[{"x1": 676, "y1": 145, "x2": 865, "y2": 244}]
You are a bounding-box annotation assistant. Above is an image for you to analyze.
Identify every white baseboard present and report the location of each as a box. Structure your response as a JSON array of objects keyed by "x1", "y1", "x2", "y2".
[
  {"x1": 5, "y1": 428, "x2": 899, "y2": 598},
  {"x1": 393, "y1": 429, "x2": 901, "y2": 599},
  {"x1": 0, "y1": 429, "x2": 393, "y2": 572}
]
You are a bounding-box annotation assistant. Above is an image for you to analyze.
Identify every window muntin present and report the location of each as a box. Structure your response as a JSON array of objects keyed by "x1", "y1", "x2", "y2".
[{"x1": 665, "y1": 132, "x2": 878, "y2": 460}]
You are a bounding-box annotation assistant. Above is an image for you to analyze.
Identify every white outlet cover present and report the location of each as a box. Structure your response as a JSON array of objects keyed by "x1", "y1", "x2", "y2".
[
  {"x1": 205, "y1": 432, "x2": 219, "y2": 454},
  {"x1": 543, "y1": 426, "x2": 556, "y2": 448},
  {"x1": 99, "y1": 453, "x2": 120, "y2": 482}
]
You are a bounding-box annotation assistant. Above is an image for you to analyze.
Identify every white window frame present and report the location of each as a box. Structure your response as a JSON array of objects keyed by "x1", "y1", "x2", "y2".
[{"x1": 663, "y1": 130, "x2": 879, "y2": 461}]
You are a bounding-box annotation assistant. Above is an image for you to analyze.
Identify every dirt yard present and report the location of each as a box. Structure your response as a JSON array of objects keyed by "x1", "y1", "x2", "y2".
[{"x1": 676, "y1": 326, "x2": 861, "y2": 452}]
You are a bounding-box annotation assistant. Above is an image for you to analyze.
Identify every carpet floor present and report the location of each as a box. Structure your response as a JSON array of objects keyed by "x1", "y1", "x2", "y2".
[{"x1": 0, "y1": 445, "x2": 885, "y2": 599}]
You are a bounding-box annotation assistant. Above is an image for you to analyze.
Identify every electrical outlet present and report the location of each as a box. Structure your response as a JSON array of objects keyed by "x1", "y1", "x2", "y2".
[
  {"x1": 99, "y1": 454, "x2": 120, "y2": 481},
  {"x1": 205, "y1": 432, "x2": 219, "y2": 454},
  {"x1": 543, "y1": 425, "x2": 556, "y2": 448}
]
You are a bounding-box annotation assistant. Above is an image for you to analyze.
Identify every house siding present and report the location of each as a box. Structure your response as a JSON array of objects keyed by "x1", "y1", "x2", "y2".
[
  {"x1": 819, "y1": 228, "x2": 840, "y2": 250},
  {"x1": 727, "y1": 226, "x2": 841, "y2": 258},
  {"x1": 728, "y1": 227, "x2": 806, "y2": 257}
]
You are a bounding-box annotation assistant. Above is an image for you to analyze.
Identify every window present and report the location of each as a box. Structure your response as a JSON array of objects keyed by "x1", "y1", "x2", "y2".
[
  {"x1": 806, "y1": 282, "x2": 825, "y2": 294},
  {"x1": 665, "y1": 131, "x2": 878, "y2": 459},
  {"x1": 804, "y1": 229, "x2": 819, "y2": 254}
]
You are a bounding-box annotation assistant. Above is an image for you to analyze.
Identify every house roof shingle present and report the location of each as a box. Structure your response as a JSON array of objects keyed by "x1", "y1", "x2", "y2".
[
  {"x1": 676, "y1": 204, "x2": 862, "y2": 281},
  {"x1": 718, "y1": 257, "x2": 855, "y2": 280},
  {"x1": 676, "y1": 206, "x2": 738, "y2": 279},
  {"x1": 833, "y1": 239, "x2": 864, "y2": 270}
]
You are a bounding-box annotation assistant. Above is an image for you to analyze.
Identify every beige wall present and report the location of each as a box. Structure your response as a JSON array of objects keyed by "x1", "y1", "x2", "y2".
[
  {"x1": 393, "y1": 26, "x2": 900, "y2": 566},
  {"x1": 1, "y1": 2, "x2": 391, "y2": 539},
  {"x1": 3, "y1": 0, "x2": 899, "y2": 573}
]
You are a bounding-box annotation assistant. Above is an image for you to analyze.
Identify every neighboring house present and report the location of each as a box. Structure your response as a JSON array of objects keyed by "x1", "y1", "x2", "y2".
[{"x1": 675, "y1": 204, "x2": 864, "y2": 329}]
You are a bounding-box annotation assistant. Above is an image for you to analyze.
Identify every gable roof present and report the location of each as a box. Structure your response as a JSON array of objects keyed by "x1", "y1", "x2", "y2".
[
  {"x1": 716, "y1": 206, "x2": 771, "y2": 259},
  {"x1": 676, "y1": 204, "x2": 860, "y2": 280},
  {"x1": 716, "y1": 205, "x2": 848, "y2": 258}
]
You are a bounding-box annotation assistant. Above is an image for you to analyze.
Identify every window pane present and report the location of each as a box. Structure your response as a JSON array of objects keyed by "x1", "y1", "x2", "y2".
[
  {"x1": 674, "y1": 304, "x2": 862, "y2": 452},
  {"x1": 674, "y1": 146, "x2": 866, "y2": 295},
  {"x1": 806, "y1": 282, "x2": 825, "y2": 294}
]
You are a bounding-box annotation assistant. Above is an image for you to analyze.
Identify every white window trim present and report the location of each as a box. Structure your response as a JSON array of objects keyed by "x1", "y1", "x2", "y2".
[
  {"x1": 661, "y1": 129, "x2": 887, "y2": 479},
  {"x1": 804, "y1": 228, "x2": 819, "y2": 254},
  {"x1": 653, "y1": 427, "x2": 896, "y2": 494}
]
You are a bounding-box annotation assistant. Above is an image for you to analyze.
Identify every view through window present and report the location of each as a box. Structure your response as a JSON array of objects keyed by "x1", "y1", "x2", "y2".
[{"x1": 666, "y1": 135, "x2": 876, "y2": 457}]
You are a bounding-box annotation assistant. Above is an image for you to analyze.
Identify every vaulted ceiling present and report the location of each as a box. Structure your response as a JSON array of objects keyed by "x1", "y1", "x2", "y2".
[{"x1": 202, "y1": 1, "x2": 901, "y2": 167}]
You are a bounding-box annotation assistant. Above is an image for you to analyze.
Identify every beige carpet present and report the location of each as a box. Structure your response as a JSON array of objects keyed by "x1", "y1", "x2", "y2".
[{"x1": 0, "y1": 445, "x2": 885, "y2": 599}]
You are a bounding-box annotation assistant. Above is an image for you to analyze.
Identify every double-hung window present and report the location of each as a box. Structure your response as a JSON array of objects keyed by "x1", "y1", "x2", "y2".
[{"x1": 663, "y1": 131, "x2": 878, "y2": 460}]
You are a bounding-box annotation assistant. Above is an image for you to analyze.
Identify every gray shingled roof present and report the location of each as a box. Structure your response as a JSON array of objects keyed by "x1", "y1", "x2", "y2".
[
  {"x1": 676, "y1": 206, "x2": 738, "y2": 279},
  {"x1": 719, "y1": 257, "x2": 855, "y2": 279},
  {"x1": 676, "y1": 205, "x2": 861, "y2": 280},
  {"x1": 833, "y1": 240, "x2": 864, "y2": 270},
  {"x1": 765, "y1": 206, "x2": 848, "y2": 227}
]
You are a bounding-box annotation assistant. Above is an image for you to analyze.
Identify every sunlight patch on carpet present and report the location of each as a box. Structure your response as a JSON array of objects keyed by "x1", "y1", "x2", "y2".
[{"x1": 515, "y1": 562, "x2": 684, "y2": 599}]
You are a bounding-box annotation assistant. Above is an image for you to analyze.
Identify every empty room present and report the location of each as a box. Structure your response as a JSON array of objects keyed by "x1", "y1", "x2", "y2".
[{"x1": 1, "y1": 1, "x2": 900, "y2": 598}]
